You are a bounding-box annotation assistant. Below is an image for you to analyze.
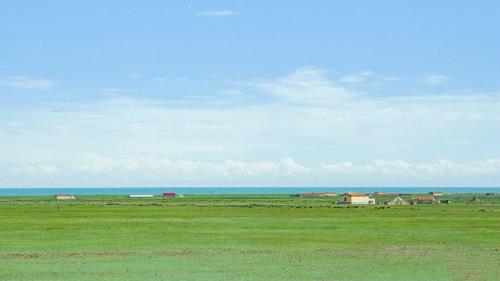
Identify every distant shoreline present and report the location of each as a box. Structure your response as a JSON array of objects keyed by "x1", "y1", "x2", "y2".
[{"x1": 0, "y1": 187, "x2": 498, "y2": 196}]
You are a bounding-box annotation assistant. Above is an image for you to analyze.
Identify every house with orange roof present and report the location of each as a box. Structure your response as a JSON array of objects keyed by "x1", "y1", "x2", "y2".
[
  {"x1": 342, "y1": 193, "x2": 376, "y2": 205},
  {"x1": 55, "y1": 194, "x2": 75, "y2": 200}
]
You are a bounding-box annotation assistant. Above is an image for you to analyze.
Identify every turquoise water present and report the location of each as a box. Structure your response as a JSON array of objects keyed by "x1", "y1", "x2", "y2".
[{"x1": 0, "y1": 187, "x2": 498, "y2": 196}]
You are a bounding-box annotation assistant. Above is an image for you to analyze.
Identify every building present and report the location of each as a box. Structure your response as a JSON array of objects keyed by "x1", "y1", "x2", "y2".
[
  {"x1": 411, "y1": 195, "x2": 436, "y2": 204},
  {"x1": 373, "y1": 192, "x2": 399, "y2": 197},
  {"x1": 469, "y1": 197, "x2": 480, "y2": 203},
  {"x1": 429, "y1": 191, "x2": 444, "y2": 196},
  {"x1": 163, "y1": 192, "x2": 176, "y2": 197},
  {"x1": 342, "y1": 193, "x2": 375, "y2": 204},
  {"x1": 55, "y1": 194, "x2": 75, "y2": 200},
  {"x1": 299, "y1": 192, "x2": 337, "y2": 197},
  {"x1": 385, "y1": 196, "x2": 409, "y2": 205},
  {"x1": 129, "y1": 194, "x2": 154, "y2": 198}
]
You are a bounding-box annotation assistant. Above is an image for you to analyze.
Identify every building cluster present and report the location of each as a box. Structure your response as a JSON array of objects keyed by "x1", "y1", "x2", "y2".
[
  {"x1": 299, "y1": 190, "x2": 454, "y2": 205},
  {"x1": 53, "y1": 190, "x2": 489, "y2": 206},
  {"x1": 54, "y1": 192, "x2": 181, "y2": 200}
]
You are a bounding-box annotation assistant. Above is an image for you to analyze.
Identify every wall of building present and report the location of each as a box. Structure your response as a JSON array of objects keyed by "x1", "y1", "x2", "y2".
[{"x1": 344, "y1": 196, "x2": 374, "y2": 204}]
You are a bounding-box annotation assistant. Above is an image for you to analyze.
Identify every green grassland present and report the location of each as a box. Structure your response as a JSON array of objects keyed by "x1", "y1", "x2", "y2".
[{"x1": 0, "y1": 194, "x2": 499, "y2": 281}]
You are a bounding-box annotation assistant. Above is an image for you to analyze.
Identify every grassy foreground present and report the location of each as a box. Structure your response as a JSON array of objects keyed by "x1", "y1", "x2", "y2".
[{"x1": 0, "y1": 195, "x2": 499, "y2": 281}]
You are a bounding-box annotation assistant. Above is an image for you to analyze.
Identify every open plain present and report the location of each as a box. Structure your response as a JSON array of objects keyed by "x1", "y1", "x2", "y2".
[{"x1": 0, "y1": 194, "x2": 499, "y2": 281}]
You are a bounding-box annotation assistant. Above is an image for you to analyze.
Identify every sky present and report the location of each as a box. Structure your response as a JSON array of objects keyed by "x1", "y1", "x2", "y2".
[{"x1": 1, "y1": 1, "x2": 500, "y2": 187}]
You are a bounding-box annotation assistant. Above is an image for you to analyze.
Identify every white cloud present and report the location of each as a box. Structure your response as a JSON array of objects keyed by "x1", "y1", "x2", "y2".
[
  {"x1": 9, "y1": 164, "x2": 59, "y2": 176},
  {"x1": 199, "y1": 10, "x2": 236, "y2": 17},
  {"x1": 339, "y1": 70, "x2": 401, "y2": 85},
  {"x1": 319, "y1": 159, "x2": 500, "y2": 177},
  {"x1": 1, "y1": 67, "x2": 500, "y2": 186},
  {"x1": 339, "y1": 70, "x2": 375, "y2": 84},
  {"x1": 246, "y1": 67, "x2": 356, "y2": 103},
  {"x1": 425, "y1": 74, "x2": 449, "y2": 86},
  {"x1": 0, "y1": 76, "x2": 57, "y2": 90},
  {"x1": 5, "y1": 157, "x2": 500, "y2": 187},
  {"x1": 68, "y1": 155, "x2": 309, "y2": 176},
  {"x1": 100, "y1": 88, "x2": 130, "y2": 96}
]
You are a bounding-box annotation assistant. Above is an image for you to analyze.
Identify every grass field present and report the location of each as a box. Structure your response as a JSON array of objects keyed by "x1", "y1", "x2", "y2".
[{"x1": 0, "y1": 194, "x2": 499, "y2": 281}]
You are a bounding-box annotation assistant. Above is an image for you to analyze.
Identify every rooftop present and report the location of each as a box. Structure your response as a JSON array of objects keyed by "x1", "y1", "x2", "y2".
[{"x1": 345, "y1": 193, "x2": 369, "y2": 197}]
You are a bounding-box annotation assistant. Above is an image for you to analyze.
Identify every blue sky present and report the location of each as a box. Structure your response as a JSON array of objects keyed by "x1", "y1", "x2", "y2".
[{"x1": 1, "y1": 1, "x2": 500, "y2": 187}]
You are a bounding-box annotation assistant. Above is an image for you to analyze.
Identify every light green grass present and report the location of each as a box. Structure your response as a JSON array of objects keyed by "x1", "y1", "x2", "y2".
[{"x1": 0, "y1": 195, "x2": 499, "y2": 281}]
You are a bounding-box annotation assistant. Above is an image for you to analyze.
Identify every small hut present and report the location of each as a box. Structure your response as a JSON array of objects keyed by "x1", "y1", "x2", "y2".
[
  {"x1": 429, "y1": 191, "x2": 444, "y2": 196},
  {"x1": 55, "y1": 194, "x2": 75, "y2": 200},
  {"x1": 342, "y1": 193, "x2": 375, "y2": 205},
  {"x1": 163, "y1": 192, "x2": 176, "y2": 197},
  {"x1": 299, "y1": 192, "x2": 337, "y2": 197},
  {"x1": 385, "y1": 196, "x2": 409, "y2": 205},
  {"x1": 411, "y1": 195, "x2": 437, "y2": 204},
  {"x1": 469, "y1": 197, "x2": 480, "y2": 204},
  {"x1": 129, "y1": 194, "x2": 154, "y2": 198}
]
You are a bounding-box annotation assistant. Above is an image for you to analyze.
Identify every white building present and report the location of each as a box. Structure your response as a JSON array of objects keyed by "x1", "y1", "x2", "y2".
[
  {"x1": 342, "y1": 193, "x2": 375, "y2": 205},
  {"x1": 55, "y1": 194, "x2": 75, "y2": 200},
  {"x1": 385, "y1": 196, "x2": 409, "y2": 205},
  {"x1": 129, "y1": 194, "x2": 154, "y2": 198}
]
